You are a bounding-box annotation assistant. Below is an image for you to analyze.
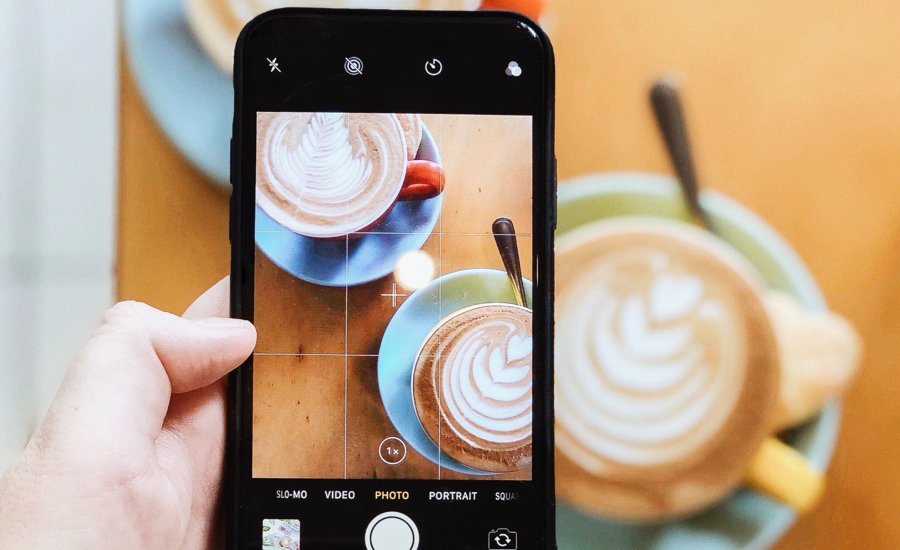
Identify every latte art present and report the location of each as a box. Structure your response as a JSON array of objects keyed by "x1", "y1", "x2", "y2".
[
  {"x1": 557, "y1": 249, "x2": 745, "y2": 470},
  {"x1": 441, "y1": 315, "x2": 533, "y2": 447},
  {"x1": 413, "y1": 304, "x2": 533, "y2": 472},
  {"x1": 256, "y1": 112, "x2": 408, "y2": 238},
  {"x1": 555, "y1": 218, "x2": 781, "y2": 519}
]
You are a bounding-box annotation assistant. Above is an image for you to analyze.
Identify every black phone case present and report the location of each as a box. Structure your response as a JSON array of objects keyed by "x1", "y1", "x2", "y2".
[{"x1": 228, "y1": 8, "x2": 556, "y2": 550}]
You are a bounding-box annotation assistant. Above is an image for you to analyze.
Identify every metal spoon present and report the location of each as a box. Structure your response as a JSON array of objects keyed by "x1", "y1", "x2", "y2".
[
  {"x1": 650, "y1": 78, "x2": 716, "y2": 232},
  {"x1": 492, "y1": 217, "x2": 528, "y2": 308}
]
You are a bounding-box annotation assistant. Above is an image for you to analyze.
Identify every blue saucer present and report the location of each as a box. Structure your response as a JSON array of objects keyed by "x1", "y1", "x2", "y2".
[
  {"x1": 255, "y1": 193, "x2": 442, "y2": 286},
  {"x1": 377, "y1": 268, "x2": 534, "y2": 475},
  {"x1": 123, "y1": 0, "x2": 233, "y2": 185}
]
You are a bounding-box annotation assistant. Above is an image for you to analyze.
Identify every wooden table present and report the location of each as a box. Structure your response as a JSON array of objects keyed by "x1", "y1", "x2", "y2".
[{"x1": 119, "y1": 0, "x2": 900, "y2": 546}]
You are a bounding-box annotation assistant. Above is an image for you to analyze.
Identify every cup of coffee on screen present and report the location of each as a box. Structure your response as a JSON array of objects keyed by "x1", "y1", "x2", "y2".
[
  {"x1": 256, "y1": 112, "x2": 444, "y2": 239},
  {"x1": 412, "y1": 302, "x2": 533, "y2": 473}
]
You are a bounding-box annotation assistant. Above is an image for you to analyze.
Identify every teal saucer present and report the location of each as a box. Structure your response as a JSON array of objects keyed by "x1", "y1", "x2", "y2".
[{"x1": 377, "y1": 268, "x2": 534, "y2": 475}]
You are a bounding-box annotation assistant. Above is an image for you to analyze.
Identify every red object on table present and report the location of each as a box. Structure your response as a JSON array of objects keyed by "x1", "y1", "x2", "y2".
[{"x1": 480, "y1": 0, "x2": 546, "y2": 23}]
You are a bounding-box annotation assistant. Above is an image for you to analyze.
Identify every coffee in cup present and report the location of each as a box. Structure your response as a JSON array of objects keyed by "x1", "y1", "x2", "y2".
[
  {"x1": 555, "y1": 217, "x2": 783, "y2": 520},
  {"x1": 256, "y1": 112, "x2": 433, "y2": 239},
  {"x1": 412, "y1": 303, "x2": 533, "y2": 473}
]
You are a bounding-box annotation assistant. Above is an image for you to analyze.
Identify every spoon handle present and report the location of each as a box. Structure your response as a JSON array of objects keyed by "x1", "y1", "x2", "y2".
[
  {"x1": 650, "y1": 79, "x2": 715, "y2": 232},
  {"x1": 492, "y1": 217, "x2": 528, "y2": 308}
]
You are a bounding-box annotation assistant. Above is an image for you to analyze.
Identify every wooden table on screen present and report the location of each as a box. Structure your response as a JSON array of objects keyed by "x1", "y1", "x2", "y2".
[{"x1": 119, "y1": 0, "x2": 900, "y2": 546}]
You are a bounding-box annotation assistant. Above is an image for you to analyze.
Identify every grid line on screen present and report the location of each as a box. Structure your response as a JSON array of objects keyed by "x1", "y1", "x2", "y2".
[
  {"x1": 255, "y1": 231, "x2": 534, "y2": 237},
  {"x1": 344, "y1": 188, "x2": 350, "y2": 479},
  {"x1": 437, "y1": 114, "x2": 443, "y2": 480},
  {"x1": 253, "y1": 353, "x2": 447, "y2": 358}
]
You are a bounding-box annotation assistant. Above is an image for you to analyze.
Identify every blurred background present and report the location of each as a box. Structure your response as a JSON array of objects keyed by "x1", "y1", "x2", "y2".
[
  {"x1": 3, "y1": 0, "x2": 900, "y2": 548},
  {"x1": 0, "y1": 0, "x2": 117, "y2": 469}
]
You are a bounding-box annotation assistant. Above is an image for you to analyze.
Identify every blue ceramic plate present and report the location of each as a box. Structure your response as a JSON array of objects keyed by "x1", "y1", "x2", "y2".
[
  {"x1": 255, "y1": 196, "x2": 441, "y2": 286},
  {"x1": 122, "y1": 0, "x2": 233, "y2": 185},
  {"x1": 377, "y1": 268, "x2": 534, "y2": 475}
]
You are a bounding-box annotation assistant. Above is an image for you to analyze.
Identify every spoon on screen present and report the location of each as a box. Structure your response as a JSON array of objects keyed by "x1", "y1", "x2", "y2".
[
  {"x1": 492, "y1": 217, "x2": 528, "y2": 309},
  {"x1": 650, "y1": 78, "x2": 716, "y2": 233}
]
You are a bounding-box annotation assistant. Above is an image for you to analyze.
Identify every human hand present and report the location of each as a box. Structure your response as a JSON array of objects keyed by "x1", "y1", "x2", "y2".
[{"x1": 0, "y1": 277, "x2": 255, "y2": 550}]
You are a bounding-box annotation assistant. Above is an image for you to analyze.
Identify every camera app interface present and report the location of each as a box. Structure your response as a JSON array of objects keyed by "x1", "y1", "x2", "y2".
[{"x1": 253, "y1": 112, "x2": 534, "y2": 481}]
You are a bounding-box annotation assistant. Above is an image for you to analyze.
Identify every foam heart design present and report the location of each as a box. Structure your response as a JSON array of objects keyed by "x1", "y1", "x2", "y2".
[
  {"x1": 617, "y1": 296, "x2": 693, "y2": 362},
  {"x1": 649, "y1": 273, "x2": 704, "y2": 323},
  {"x1": 507, "y1": 334, "x2": 533, "y2": 363}
]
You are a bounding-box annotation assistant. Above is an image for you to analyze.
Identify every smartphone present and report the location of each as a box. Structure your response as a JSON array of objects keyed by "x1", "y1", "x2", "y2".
[{"x1": 229, "y1": 9, "x2": 555, "y2": 550}]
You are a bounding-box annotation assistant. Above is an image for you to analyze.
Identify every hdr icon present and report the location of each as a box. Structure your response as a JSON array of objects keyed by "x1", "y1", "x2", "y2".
[{"x1": 488, "y1": 528, "x2": 517, "y2": 550}]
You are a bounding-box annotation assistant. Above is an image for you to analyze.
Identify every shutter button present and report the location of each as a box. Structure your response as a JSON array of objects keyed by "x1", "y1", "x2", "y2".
[{"x1": 365, "y1": 511, "x2": 419, "y2": 550}]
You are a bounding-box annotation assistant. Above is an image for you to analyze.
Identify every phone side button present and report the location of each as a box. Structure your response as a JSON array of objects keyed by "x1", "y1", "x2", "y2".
[
  {"x1": 229, "y1": 194, "x2": 234, "y2": 244},
  {"x1": 229, "y1": 137, "x2": 236, "y2": 185},
  {"x1": 229, "y1": 137, "x2": 235, "y2": 244},
  {"x1": 551, "y1": 155, "x2": 558, "y2": 230}
]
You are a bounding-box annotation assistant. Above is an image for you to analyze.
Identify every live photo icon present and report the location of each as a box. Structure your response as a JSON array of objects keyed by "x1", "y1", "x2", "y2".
[{"x1": 488, "y1": 528, "x2": 518, "y2": 550}]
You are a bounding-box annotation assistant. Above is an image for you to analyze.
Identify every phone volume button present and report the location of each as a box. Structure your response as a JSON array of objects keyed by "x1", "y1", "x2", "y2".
[
  {"x1": 229, "y1": 138, "x2": 235, "y2": 186},
  {"x1": 229, "y1": 137, "x2": 236, "y2": 244},
  {"x1": 551, "y1": 156, "x2": 558, "y2": 230},
  {"x1": 229, "y1": 194, "x2": 235, "y2": 244}
]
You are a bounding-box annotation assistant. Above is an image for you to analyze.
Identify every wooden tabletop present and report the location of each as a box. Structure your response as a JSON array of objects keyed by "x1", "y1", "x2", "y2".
[{"x1": 119, "y1": 0, "x2": 900, "y2": 546}]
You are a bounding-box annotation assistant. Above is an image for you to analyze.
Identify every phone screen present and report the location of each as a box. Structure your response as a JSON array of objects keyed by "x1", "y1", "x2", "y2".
[
  {"x1": 253, "y1": 111, "x2": 534, "y2": 484},
  {"x1": 231, "y1": 11, "x2": 554, "y2": 550}
]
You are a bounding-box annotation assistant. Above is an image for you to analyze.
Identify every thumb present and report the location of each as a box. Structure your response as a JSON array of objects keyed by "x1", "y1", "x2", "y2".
[
  {"x1": 91, "y1": 300, "x2": 256, "y2": 394},
  {"x1": 51, "y1": 300, "x2": 256, "y2": 438},
  {"x1": 183, "y1": 276, "x2": 231, "y2": 320}
]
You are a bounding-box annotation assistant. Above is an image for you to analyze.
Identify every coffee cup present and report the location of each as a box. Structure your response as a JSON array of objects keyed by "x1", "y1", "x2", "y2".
[
  {"x1": 377, "y1": 269, "x2": 534, "y2": 475},
  {"x1": 556, "y1": 215, "x2": 821, "y2": 521},
  {"x1": 254, "y1": 113, "x2": 444, "y2": 287},
  {"x1": 256, "y1": 112, "x2": 444, "y2": 240},
  {"x1": 555, "y1": 172, "x2": 840, "y2": 550}
]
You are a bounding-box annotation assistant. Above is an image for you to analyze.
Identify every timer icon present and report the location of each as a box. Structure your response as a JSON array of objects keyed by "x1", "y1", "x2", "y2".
[{"x1": 425, "y1": 58, "x2": 443, "y2": 76}]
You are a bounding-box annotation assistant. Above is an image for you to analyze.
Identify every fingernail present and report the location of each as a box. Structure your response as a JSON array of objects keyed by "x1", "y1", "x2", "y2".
[{"x1": 195, "y1": 317, "x2": 252, "y2": 330}]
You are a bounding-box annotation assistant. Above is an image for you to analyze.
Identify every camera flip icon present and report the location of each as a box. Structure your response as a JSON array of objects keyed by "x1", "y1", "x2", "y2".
[{"x1": 488, "y1": 528, "x2": 518, "y2": 550}]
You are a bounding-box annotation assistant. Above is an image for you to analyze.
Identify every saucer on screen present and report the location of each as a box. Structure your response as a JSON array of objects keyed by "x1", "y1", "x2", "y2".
[{"x1": 377, "y1": 268, "x2": 533, "y2": 474}]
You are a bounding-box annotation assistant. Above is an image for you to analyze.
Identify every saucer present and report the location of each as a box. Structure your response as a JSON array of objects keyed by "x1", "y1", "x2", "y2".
[
  {"x1": 255, "y1": 125, "x2": 442, "y2": 287},
  {"x1": 377, "y1": 268, "x2": 534, "y2": 475},
  {"x1": 122, "y1": 0, "x2": 233, "y2": 185}
]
